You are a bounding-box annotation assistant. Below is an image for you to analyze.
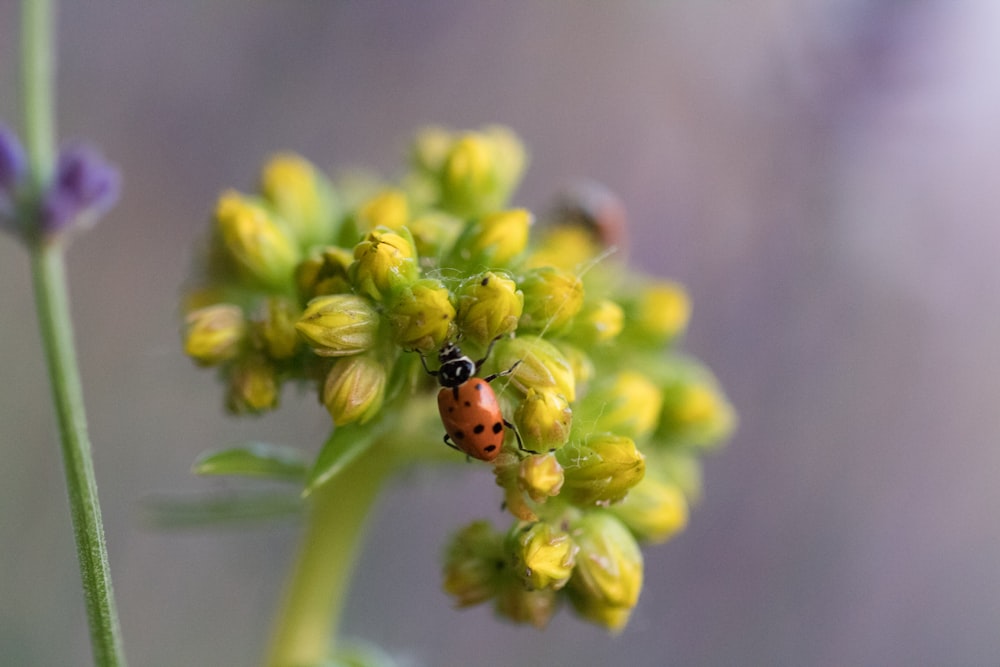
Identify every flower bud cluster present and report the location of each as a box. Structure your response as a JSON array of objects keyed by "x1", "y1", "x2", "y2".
[{"x1": 181, "y1": 126, "x2": 735, "y2": 631}]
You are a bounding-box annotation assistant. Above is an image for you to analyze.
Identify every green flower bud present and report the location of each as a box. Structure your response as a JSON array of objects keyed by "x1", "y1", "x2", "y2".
[
  {"x1": 582, "y1": 371, "x2": 664, "y2": 441},
  {"x1": 215, "y1": 190, "x2": 300, "y2": 289},
  {"x1": 518, "y1": 266, "x2": 585, "y2": 335},
  {"x1": 570, "y1": 298, "x2": 625, "y2": 345},
  {"x1": 355, "y1": 188, "x2": 409, "y2": 232},
  {"x1": 631, "y1": 280, "x2": 691, "y2": 342},
  {"x1": 490, "y1": 335, "x2": 576, "y2": 402},
  {"x1": 656, "y1": 358, "x2": 737, "y2": 448},
  {"x1": 259, "y1": 153, "x2": 337, "y2": 249},
  {"x1": 258, "y1": 297, "x2": 300, "y2": 360},
  {"x1": 295, "y1": 245, "x2": 354, "y2": 301},
  {"x1": 557, "y1": 434, "x2": 646, "y2": 507},
  {"x1": 494, "y1": 586, "x2": 557, "y2": 630},
  {"x1": 518, "y1": 452, "x2": 564, "y2": 502},
  {"x1": 555, "y1": 342, "x2": 595, "y2": 391},
  {"x1": 507, "y1": 521, "x2": 578, "y2": 591},
  {"x1": 567, "y1": 512, "x2": 643, "y2": 633},
  {"x1": 410, "y1": 125, "x2": 453, "y2": 175},
  {"x1": 407, "y1": 211, "x2": 464, "y2": 259},
  {"x1": 454, "y1": 208, "x2": 532, "y2": 268},
  {"x1": 386, "y1": 279, "x2": 456, "y2": 352},
  {"x1": 515, "y1": 388, "x2": 572, "y2": 452},
  {"x1": 455, "y1": 271, "x2": 523, "y2": 346},
  {"x1": 439, "y1": 127, "x2": 526, "y2": 217},
  {"x1": 322, "y1": 352, "x2": 387, "y2": 426},
  {"x1": 608, "y1": 473, "x2": 689, "y2": 544},
  {"x1": 226, "y1": 356, "x2": 279, "y2": 414},
  {"x1": 349, "y1": 228, "x2": 418, "y2": 301},
  {"x1": 183, "y1": 303, "x2": 246, "y2": 366},
  {"x1": 295, "y1": 294, "x2": 379, "y2": 357},
  {"x1": 442, "y1": 521, "x2": 505, "y2": 607},
  {"x1": 493, "y1": 451, "x2": 537, "y2": 521}
]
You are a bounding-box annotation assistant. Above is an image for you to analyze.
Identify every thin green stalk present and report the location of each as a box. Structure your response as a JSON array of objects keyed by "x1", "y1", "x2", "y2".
[
  {"x1": 22, "y1": 0, "x2": 128, "y2": 665},
  {"x1": 265, "y1": 449, "x2": 392, "y2": 667},
  {"x1": 31, "y1": 246, "x2": 127, "y2": 667}
]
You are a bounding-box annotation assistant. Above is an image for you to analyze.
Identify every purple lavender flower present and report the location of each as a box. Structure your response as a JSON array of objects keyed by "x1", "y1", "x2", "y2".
[
  {"x1": 39, "y1": 143, "x2": 121, "y2": 236},
  {"x1": 0, "y1": 124, "x2": 26, "y2": 193}
]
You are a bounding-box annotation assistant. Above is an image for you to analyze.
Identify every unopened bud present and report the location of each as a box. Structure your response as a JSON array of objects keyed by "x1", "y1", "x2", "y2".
[
  {"x1": 355, "y1": 188, "x2": 409, "y2": 231},
  {"x1": 570, "y1": 298, "x2": 624, "y2": 345},
  {"x1": 386, "y1": 279, "x2": 455, "y2": 352},
  {"x1": 454, "y1": 208, "x2": 531, "y2": 268},
  {"x1": 184, "y1": 304, "x2": 246, "y2": 366},
  {"x1": 259, "y1": 297, "x2": 300, "y2": 360},
  {"x1": 260, "y1": 153, "x2": 337, "y2": 248},
  {"x1": 226, "y1": 356, "x2": 278, "y2": 414},
  {"x1": 322, "y1": 352, "x2": 387, "y2": 425},
  {"x1": 215, "y1": 190, "x2": 299, "y2": 289},
  {"x1": 442, "y1": 521, "x2": 505, "y2": 607},
  {"x1": 349, "y1": 228, "x2": 418, "y2": 300},
  {"x1": 583, "y1": 370, "x2": 663, "y2": 441},
  {"x1": 518, "y1": 452, "x2": 564, "y2": 502},
  {"x1": 567, "y1": 512, "x2": 643, "y2": 633},
  {"x1": 507, "y1": 521, "x2": 578, "y2": 591},
  {"x1": 518, "y1": 266, "x2": 585, "y2": 335},
  {"x1": 295, "y1": 294, "x2": 379, "y2": 357},
  {"x1": 295, "y1": 245, "x2": 354, "y2": 300},
  {"x1": 557, "y1": 434, "x2": 645, "y2": 507},
  {"x1": 515, "y1": 389, "x2": 572, "y2": 452},
  {"x1": 609, "y1": 474, "x2": 689, "y2": 544},
  {"x1": 490, "y1": 335, "x2": 576, "y2": 402},
  {"x1": 455, "y1": 271, "x2": 523, "y2": 346}
]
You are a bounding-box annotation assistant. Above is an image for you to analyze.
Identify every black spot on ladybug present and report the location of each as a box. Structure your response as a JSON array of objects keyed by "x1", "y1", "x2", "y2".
[
  {"x1": 473, "y1": 424, "x2": 485, "y2": 434},
  {"x1": 454, "y1": 430, "x2": 465, "y2": 440},
  {"x1": 492, "y1": 422, "x2": 503, "y2": 434},
  {"x1": 448, "y1": 406, "x2": 454, "y2": 413},
  {"x1": 464, "y1": 400, "x2": 471, "y2": 407},
  {"x1": 484, "y1": 444, "x2": 497, "y2": 452}
]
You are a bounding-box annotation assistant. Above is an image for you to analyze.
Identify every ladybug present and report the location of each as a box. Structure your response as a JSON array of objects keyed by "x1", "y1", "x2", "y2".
[{"x1": 420, "y1": 337, "x2": 528, "y2": 462}]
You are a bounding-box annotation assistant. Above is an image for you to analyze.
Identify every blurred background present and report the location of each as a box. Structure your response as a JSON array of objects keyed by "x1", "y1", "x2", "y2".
[{"x1": 2, "y1": 2, "x2": 1000, "y2": 665}]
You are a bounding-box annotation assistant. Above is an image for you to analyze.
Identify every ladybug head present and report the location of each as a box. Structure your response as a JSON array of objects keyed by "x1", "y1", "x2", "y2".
[{"x1": 437, "y1": 342, "x2": 475, "y2": 388}]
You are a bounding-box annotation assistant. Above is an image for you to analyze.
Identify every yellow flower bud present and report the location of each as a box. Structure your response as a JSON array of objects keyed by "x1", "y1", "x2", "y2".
[
  {"x1": 493, "y1": 451, "x2": 538, "y2": 522},
  {"x1": 570, "y1": 298, "x2": 624, "y2": 345},
  {"x1": 582, "y1": 370, "x2": 664, "y2": 441},
  {"x1": 183, "y1": 304, "x2": 246, "y2": 366},
  {"x1": 518, "y1": 266, "x2": 585, "y2": 335},
  {"x1": 215, "y1": 190, "x2": 300, "y2": 289},
  {"x1": 518, "y1": 452, "x2": 564, "y2": 502},
  {"x1": 555, "y1": 342, "x2": 595, "y2": 391},
  {"x1": 494, "y1": 586, "x2": 557, "y2": 630},
  {"x1": 322, "y1": 352, "x2": 387, "y2": 426},
  {"x1": 515, "y1": 389, "x2": 572, "y2": 452},
  {"x1": 567, "y1": 512, "x2": 643, "y2": 633},
  {"x1": 295, "y1": 294, "x2": 379, "y2": 357},
  {"x1": 526, "y1": 224, "x2": 601, "y2": 271},
  {"x1": 258, "y1": 297, "x2": 300, "y2": 360},
  {"x1": 355, "y1": 188, "x2": 409, "y2": 231},
  {"x1": 557, "y1": 434, "x2": 646, "y2": 507},
  {"x1": 438, "y1": 127, "x2": 526, "y2": 217},
  {"x1": 609, "y1": 474, "x2": 689, "y2": 544},
  {"x1": 349, "y1": 228, "x2": 418, "y2": 300},
  {"x1": 507, "y1": 521, "x2": 578, "y2": 591},
  {"x1": 410, "y1": 125, "x2": 453, "y2": 175},
  {"x1": 226, "y1": 356, "x2": 279, "y2": 414},
  {"x1": 295, "y1": 246, "x2": 354, "y2": 301},
  {"x1": 385, "y1": 279, "x2": 456, "y2": 352},
  {"x1": 454, "y1": 208, "x2": 532, "y2": 268},
  {"x1": 442, "y1": 521, "x2": 505, "y2": 607},
  {"x1": 260, "y1": 153, "x2": 337, "y2": 248},
  {"x1": 455, "y1": 271, "x2": 523, "y2": 346},
  {"x1": 490, "y1": 335, "x2": 576, "y2": 402},
  {"x1": 632, "y1": 280, "x2": 691, "y2": 342},
  {"x1": 656, "y1": 357, "x2": 737, "y2": 448}
]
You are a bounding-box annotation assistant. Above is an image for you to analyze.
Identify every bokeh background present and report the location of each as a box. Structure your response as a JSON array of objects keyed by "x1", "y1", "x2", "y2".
[{"x1": 3, "y1": 2, "x2": 1000, "y2": 665}]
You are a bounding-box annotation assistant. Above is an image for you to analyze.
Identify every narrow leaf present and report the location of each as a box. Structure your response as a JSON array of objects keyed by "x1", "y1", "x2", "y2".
[
  {"x1": 141, "y1": 491, "x2": 302, "y2": 529},
  {"x1": 193, "y1": 441, "x2": 308, "y2": 481},
  {"x1": 304, "y1": 421, "x2": 385, "y2": 496}
]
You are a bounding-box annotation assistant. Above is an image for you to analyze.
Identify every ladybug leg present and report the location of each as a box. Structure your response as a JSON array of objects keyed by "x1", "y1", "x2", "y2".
[
  {"x1": 418, "y1": 351, "x2": 439, "y2": 378},
  {"x1": 503, "y1": 418, "x2": 541, "y2": 455},
  {"x1": 483, "y1": 359, "x2": 521, "y2": 384},
  {"x1": 473, "y1": 334, "x2": 507, "y2": 374},
  {"x1": 443, "y1": 434, "x2": 472, "y2": 462}
]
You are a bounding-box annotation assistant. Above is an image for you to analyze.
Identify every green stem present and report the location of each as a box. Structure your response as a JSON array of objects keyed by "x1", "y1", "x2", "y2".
[
  {"x1": 265, "y1": 442, "x2": 393, "y2": 667},
  {"x1": 31, "y1": 246, "x2": 127, "y2": 667},
  {"x1": 22, "y1": 1, "x2": 128, "y2": 665}
]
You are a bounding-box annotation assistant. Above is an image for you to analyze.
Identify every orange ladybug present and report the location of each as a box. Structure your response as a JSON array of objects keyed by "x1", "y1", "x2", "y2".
[{"x1": 420, "y1": 337, "x2": 525, "y2": 462}]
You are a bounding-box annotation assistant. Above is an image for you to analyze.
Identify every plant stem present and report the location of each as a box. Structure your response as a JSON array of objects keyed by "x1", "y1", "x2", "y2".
[
  {"x1": 22, "y1": 0, "x2": 128, "y2": 665},
  {"x1": 265, "y1": 445, "x2": 392, "y2": 667}
]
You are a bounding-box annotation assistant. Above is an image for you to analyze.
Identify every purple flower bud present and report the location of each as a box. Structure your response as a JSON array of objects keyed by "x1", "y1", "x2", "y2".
[
  {"x1": 39, "y1": 143, "x2": 120, "y2": 236},
  {"x1": 0, "y1": 124, "x2": 26, "y2": 193}
]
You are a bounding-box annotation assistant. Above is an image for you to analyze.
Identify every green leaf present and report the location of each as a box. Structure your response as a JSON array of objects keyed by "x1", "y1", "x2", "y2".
[
  {"x1": 304, "y1": 421, "x2": 387, "y2": 496},
  {"x1": 141, "y1": 491, "x2": 303, "y2": 529},
  {"x1": 193, "y1": 441, "x2": 308, "y2": 481}
]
